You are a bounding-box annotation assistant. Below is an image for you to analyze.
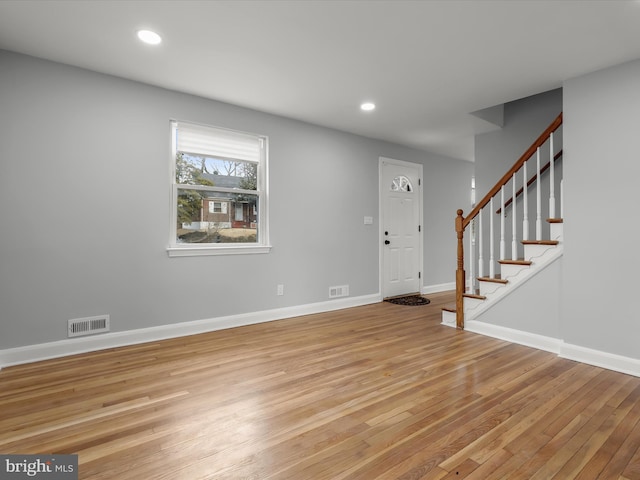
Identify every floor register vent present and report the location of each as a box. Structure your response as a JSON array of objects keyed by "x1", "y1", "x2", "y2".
[
  {"x1": 68, "y1": 315, "x2": 110, "y2": 337},
  {"x1": 329, "y1": 285, "x2": 349, "y2": 299}
]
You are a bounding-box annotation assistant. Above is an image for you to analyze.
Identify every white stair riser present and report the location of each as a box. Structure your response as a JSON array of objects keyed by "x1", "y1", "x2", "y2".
[
  {"x1": 479, "y1": 281, "x2": 506, "y2": 297},
  {"x1": 550, "y1": 223, "x2": 563, "y2": 241},
  {"x1": 500, "y1": 263, "x2": 530, "y2": 280},
  {"x1": 441, "y1": 310, "x2": 456, "y2": 327},
  {"x1": 524, "y1": 244, "x2": 558, "y2": 262},
  {"x1": 463, "y1": 296, "x2": 485, "y2": 312}
]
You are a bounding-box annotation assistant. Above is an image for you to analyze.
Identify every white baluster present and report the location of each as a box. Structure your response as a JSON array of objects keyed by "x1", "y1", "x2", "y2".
[
  {"x1": 512, "y1": 173, "x2": 517, "y2": 260},
  {"x1": 523, "y1": 160, "x2": 529, "y2": 241},
  {"x1": 536, "y1": 147, "x2": 542, "y2": 240},
  {"x1": 469, "y1": 218, "x2": 475, "y2": 294},
  {"x1": 478, "y1": 208, "x2": 484, "y2": 280},
  {"x1": 489, "y1": 197, "x2": 495, "y2": 278},
  {"x1": 549, "y1": 132, "x2": 556, "y2": 219},
  {"x1": 500, "y1": 186, "x2": 505, "y2": 261}
]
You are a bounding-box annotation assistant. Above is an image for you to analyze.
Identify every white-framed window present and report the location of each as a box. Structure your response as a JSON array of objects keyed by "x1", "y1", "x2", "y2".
[
  {"x1": 167, "y1": 121, "x2": 270, "y2": 257},
  {"x1": 209, "y1": 201, "x2": 227, "y2": 214}
]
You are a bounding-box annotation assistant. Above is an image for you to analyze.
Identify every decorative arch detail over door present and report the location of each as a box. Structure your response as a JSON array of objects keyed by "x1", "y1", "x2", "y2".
[{"x1": 391, "y1": 175, "x2": 413, "y2": 192}]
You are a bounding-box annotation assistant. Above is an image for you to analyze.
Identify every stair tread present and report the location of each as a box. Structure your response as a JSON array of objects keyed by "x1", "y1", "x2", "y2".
[
  {"x1": 478, "y1": 277, "x2": 508, "y2": 284},
  {"x1": 442, "y1": 305, "x2": 456, "y2": 313},
  {"x1": 498, "y1": 259, "x2": 532, "y2": 266},
  {"x1": 522, "y1": 239, "x2": 559, "y2": 245},
  {"x1": 547, "y1": 218, "x2": 564, "y2": 223},
  {"x1": 463, "y1": 293, "x2": 486, "y2": 300}
]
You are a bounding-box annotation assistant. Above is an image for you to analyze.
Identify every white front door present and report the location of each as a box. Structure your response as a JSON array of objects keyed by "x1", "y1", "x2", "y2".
[{"x1": 381, "y1": 158, "x2": 422, "y2": 298}]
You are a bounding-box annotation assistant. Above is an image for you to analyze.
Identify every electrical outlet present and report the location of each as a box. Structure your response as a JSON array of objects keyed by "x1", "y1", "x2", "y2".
[{"x1": 277, "y1": 284, "x2": 284, "y2": 296}]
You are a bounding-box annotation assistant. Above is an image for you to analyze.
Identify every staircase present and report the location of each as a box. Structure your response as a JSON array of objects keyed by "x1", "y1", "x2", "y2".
[{"x1": 442, "y1": 113, "x2": 563, "y2": 328}]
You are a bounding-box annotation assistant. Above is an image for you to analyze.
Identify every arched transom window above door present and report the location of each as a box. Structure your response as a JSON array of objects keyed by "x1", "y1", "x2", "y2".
[{"x1": 391, "y1": 175, "x2": 413, "y2": 192}]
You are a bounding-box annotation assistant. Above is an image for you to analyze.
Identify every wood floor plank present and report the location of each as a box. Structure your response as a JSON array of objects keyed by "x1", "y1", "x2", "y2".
[
  {"x1": 1, "y1": 291, "x2": 640, "y2": 479},
  {"x1": 623, "y1": 458, "x2": 640, "y2": 479},
  {"x1": 440, "y1": 359, "x2": 595, "y2": 471},
  {"x1": 574, "y1": 382, "x2": 640, "y2": 479},
  {"x1": 604, "y1": 442, "x2": 640, "y2": 479},
  {"x1": 463, "y1": 448, "x2": 513, "y2": 480}
]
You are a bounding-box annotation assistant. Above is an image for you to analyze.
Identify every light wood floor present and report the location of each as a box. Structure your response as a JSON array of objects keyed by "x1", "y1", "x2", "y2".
[{"x1": 1, "y1": 291, "x2": 640, "y2": 479}]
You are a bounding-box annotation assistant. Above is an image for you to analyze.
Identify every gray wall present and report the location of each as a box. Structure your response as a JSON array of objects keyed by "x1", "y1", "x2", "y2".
[
  {"x1": 0, "y1": 50, "x2": 472, "y2": 349},
  {"x1": 562, "y1": 58, "x2": 640, "y2": 360},
  {"x1": 423, "y1": 157, "x2": 474, "y2": 285}
]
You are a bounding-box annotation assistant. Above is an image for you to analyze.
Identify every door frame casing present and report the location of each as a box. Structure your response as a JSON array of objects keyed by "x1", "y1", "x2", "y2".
[{"x1": 379, "y1": 156, "x2": 424, "y2": 298}]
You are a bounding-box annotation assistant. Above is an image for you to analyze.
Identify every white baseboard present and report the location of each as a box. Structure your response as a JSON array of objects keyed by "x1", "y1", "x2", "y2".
[
  {"x1": 8, "y1": 292, "x2": 638, "y2": 379},
  {"x1": 560, "y1": 343, "x2": 640, "y2": 378},
  {"x1": 465, "y1": 320, "x2": 640, "y2": 378},
  {"x1": 0, "y1": 293, "x2": 382, "y2": 369},
  {"x1": 465, "y1": 320, "x2": 563, "y2": 354},
  {"x1": 423, "y1": 282, "x2": 455, "y2": 294}
]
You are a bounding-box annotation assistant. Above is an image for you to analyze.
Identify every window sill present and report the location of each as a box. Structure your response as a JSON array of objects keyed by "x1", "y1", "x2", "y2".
[{"x1": 167, "y1": 244, "x2": 272, "y2": 257}]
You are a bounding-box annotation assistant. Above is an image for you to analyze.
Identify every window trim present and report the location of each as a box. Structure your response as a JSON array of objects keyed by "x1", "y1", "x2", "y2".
[
  {"x1": 167, "y1": 244, "x2": 271, "y2": 257},
  {"x1": 167, "y1": 120, "x2": 271, "y2": 257}
]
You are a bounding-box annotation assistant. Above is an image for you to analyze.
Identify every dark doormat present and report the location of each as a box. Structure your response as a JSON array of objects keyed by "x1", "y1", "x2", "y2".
[{"x1": 384, "y1": 295, "x2": 431, "y2": 306}]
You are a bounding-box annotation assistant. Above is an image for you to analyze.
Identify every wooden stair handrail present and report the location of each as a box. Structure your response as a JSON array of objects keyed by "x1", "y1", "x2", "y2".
[
  {"x1": 496, "y1": 150, "x2": 563, "y2": 214},
  {"x1": 462, "y1": 112, "x2": 563, "y2": 230},
  {"x1": 454, "y1": 112, "x2": 562, "y2": 330}
]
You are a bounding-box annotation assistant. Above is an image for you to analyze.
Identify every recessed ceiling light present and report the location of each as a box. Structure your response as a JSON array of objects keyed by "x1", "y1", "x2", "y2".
[
  {"x1": 137, "y1": 29, "x2": 162, "y2": 45},
  {"x1": 360, "y1": 102, "x2": 376, "y2": 112}
]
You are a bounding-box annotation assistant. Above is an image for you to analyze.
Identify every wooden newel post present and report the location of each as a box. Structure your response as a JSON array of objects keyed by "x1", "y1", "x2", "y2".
[{"x1": 455, "y1": 209, "x2": 465, "y2": 329}]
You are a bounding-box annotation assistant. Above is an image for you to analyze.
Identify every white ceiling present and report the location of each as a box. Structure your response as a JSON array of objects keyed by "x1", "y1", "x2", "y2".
[{"x1": 1, "y1": 0, "x2": 640, "y2": 161}]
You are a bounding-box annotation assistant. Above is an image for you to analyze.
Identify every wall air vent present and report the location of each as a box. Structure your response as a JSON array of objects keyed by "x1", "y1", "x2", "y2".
[
  {"x1": 68, "y1": 315, "x2": 110, "y2": 338},
  {"x1": 329, "y1": 285, "x2": 349, "y2": 299}
]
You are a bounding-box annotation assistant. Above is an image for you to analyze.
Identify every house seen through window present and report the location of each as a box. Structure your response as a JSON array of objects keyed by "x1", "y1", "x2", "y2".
[{"x1": 169, "y1": 121, "x2": 269, "y2": 256}]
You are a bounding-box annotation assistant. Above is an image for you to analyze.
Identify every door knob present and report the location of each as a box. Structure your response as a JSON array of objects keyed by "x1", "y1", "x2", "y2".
[{"x1": 384, "y1": 240, "x2": 390, "y2": 245}]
